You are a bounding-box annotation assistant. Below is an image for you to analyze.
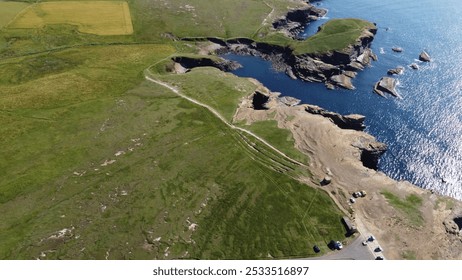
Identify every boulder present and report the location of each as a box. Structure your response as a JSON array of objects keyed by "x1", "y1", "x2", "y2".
[
  {"x1": 387, "y1": 66, "x2": 404, "y2": 75},
  {"x1": 373, "y1": 77, "x2": 399, "y2": 97},
  {"x1": 409, "y1": 63, "x2": 419, "y2": 70},
  {"x1": 392, "y1": 47, "x2": 403, "y2": 53},
  {"x1": 419, "y1": 51, "x2": 431, "y2": 62}
]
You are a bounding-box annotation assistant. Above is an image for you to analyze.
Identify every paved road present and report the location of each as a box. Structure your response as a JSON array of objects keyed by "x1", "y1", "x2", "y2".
[{"x1": 306, "y1": 236, "x2": 375, "y2": 260}]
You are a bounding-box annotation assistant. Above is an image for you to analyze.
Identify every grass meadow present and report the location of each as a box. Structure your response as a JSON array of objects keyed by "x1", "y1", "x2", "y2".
[
  {"x1": 0, "y1": 0, "x2": 363, "y2": 259},
  {"x1": 8, "y1": 1, "x2": 133, "y2": 35}
]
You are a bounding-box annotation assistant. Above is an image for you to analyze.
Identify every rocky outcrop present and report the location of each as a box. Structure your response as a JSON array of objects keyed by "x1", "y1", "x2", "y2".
[
  {"x1": 419, "y1": 51, "x2": 431, "y2": 62},
  {"x1": 374, "y1": 77, "x2": 399, "y2": 97},
  {"x1": 387, "y1": 67, "x2": 404, "y2": 75},
  {"x1": 409, "y1": 63, "x2": 419, "y2": 70},
  {"x1": 392, "y1": 47, "x2": 403, "y2": 53},
  {"x1": 305, "y1": 104, "x2": 366, "y2": 131},
  {"x1": 252, "y1": 91, "x2": 270, "y2": 110},
  {"x1": 278, "y1": 96, "x2": 301, "y2": 107},
  {"x1": 329, "y1": 73, "x2": 355, "y2": 89},
  {"x1": 444, "y1": 218, "x2": 461, "y2": 236},
  {"x1": 291, "y1": 27, "x2": 378, "y2": 88},
  {"x1": 181, "y1": 10, "x2": 377, "y2": 90},
  {"x1": 353, "y1": 139, "x2": 387, "y2": 170},
  {"x1": 172, "y1": 56, "x2": 241, "y2": 72},
  {"x1": 272, "y1": 5, "x2": 327, "y2": 38}
]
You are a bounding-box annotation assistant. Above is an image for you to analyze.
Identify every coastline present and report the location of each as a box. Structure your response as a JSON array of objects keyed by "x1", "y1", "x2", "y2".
[
  {"x1": 232, "y1": 82, "x2": 462, "y2": 259},
  {"x1": 171, "y1": 0, "x2": 462, "y2": 259}
]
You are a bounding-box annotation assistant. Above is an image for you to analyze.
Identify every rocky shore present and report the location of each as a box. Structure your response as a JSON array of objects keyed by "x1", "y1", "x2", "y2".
[
  {"x1": 181, "y1": 4, "x2": 378, "y2": 90},
  {"x1": 233, "y1": 82, "x2": 462, "y2": 260}
]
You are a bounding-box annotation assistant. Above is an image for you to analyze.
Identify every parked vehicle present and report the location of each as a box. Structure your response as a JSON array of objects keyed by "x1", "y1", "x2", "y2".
[{"x1": 313, "y1": 245, "x2": 321, "y2": 253}]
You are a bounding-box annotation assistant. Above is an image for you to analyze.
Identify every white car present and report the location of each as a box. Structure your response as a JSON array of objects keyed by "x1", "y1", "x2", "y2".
[{"x1": 335, "y1": 241, "x2": 343, "y2": 250}]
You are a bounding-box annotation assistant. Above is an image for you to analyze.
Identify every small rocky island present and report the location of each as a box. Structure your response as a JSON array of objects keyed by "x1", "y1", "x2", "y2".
[{"x1": 374, "y1": 77, "x2": 399, "y2": 97}]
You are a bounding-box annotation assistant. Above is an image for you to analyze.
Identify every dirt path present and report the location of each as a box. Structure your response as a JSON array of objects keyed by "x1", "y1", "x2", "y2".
[{"x1": 144, "y1": 75, "x2": 308, "y2": 168}]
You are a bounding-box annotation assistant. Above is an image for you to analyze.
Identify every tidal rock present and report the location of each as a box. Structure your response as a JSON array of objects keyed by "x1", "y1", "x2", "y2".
[
  {"x1": 330, "y1": 74, "x2": 355, "y2": 90},
  {"x1": 392, "y1": 47, "x2": 403, "y2": 53},
  {"x1": 373, "y1": 77, "x2": 399, "y2": 97},
  {"x1": 409, "y1": 63, "x2": 419, "y2": 70},
  {"x1": 419, "y1": 51, "x2": 431, "y2": 62},
  {"x1": 347, "y1": 61, "x2": 365, "y2": 71},
  {"x1": 387, "y1": 66, "x2": 404, "y2": 75},
  {"x1": 305, "y1": 105, "x2": 366, "y2": 131},
  {"x1": 343, "y1": 71, "x2": 357, "y2": 78}
]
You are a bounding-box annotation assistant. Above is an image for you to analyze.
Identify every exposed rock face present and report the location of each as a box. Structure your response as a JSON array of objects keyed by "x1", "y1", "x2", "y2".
[
  {"x1": 419, "y1": 51, "x2": 431, "y2": 62},
  {"x1": 305, "y1": 104, "x2": 366, "y2": 131},
  {"x1": 330, "y1": 74, "x2": 355, "y2": 89},
  {"x1": 387, "y1": 66, "x2": 404, "y2": 75},
  {"x1": 292, "y1": 27, "x2": 378, "y2": 88},
  {"x1": 444, "y1": 219, "x2": 461, "y2": 235},
  {"x1": 278, "y1": 96, "x2": 301, "y2": 107},
  {"x1": 172, "y1": 56, "x2": 241, "y2": 72},
  {"x1": 182, "y1": 9, "x2": 377, "y2": 90},
  {"x1": 252, "y1": 91, "x2": 270, "y2": 110},
  {"x1": 353, "y1": 139, "x2": 387, "y2": 170},
  {"x1": 272, "y1": 5, "x2": 327, "y2": 38},
  {"x1": 374, "y1": 77, "x2": 399, "y2": 97}
]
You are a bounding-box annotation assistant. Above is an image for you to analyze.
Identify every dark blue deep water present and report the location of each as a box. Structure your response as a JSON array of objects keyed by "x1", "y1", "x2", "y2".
[{"x1": 226, "y1": 0, "x2": 462, "y2": 199}]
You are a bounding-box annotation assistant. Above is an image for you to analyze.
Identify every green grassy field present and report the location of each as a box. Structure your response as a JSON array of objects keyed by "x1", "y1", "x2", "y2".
[
  {"x1": 0, "y1": 44, "x2": 345, "y2": 259},
  {"x1": 291, "y1": 18, "x2": 376, "y2": 55},
  {"x1": 381, "y1": 191, "x2": 424, "y2": 227},
  {"x1": 8, "y1": 1, "x2": 133, "y2": 35},
  {"x1": 246, "y1": 120, "x2": 309, "y2": 165},
  {"x1": 0, "y1": 0, "x2": 364, "y2": 259},
  {"x1": 0, "y1": 1, "x2": 30, "y2": 28}
]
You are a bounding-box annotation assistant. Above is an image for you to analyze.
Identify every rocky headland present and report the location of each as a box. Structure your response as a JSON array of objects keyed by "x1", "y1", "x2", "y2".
[
  {"x1": 181, "y1": 4, "x2": 378, "y2": 90},
  {"x1": 233, "y1": 82, "x2": 462, "y2": 260}
]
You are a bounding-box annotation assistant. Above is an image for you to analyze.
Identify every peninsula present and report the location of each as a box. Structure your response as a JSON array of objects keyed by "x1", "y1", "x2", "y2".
[{"x1": 0, "y1": 0, "x2": 461, "y2": 261}]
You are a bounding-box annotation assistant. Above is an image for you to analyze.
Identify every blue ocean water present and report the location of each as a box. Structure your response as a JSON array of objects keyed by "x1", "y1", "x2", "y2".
[{"x1": 226, "y1": 0, "x2": 462, "y2": 199}]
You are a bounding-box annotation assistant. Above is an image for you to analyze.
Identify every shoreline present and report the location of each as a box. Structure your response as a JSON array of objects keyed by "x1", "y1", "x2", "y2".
[
  {"x1": 174, "y1": 1, "x2": 462, "y2": 259},
  {"x1": 232, "y1": 82, "x2": 462, "y2": 259}
]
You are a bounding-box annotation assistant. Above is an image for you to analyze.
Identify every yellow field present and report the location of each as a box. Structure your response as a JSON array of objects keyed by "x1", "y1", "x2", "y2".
[
  {"x1": 8, "y1": 1, "x2": 134, "y2": 35},
  {"x1": 0, "y1": 2, "x2": 30, "y2": 28}
]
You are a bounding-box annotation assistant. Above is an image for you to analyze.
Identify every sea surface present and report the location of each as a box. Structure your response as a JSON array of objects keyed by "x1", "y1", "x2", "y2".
[{"x1": 225, "y1": 0, "x2": 462, "y2": 200}]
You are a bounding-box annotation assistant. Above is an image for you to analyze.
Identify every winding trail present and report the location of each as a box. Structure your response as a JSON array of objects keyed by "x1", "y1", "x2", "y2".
[{"x1": 144, "y1": 75, "x2": 308, "y2": 168}]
